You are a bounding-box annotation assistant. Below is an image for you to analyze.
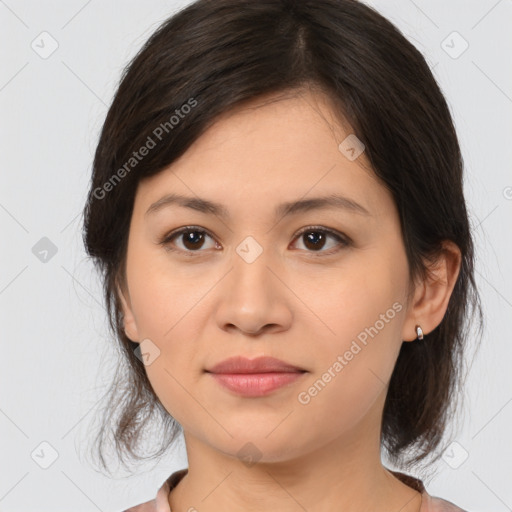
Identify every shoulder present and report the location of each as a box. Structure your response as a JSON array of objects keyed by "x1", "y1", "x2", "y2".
[
  {"x1": 122, "y1": 500, "x2": 157, "y2": 512},
  {"x1": 389, "y1": 469, "x2": 468, "y2": 512},
  {"x1": 122, "y1": 498, "x2": 157, "y2": 512},
  {"x1": 120, "y1": 468, "x2": 186, "y2": 512},
  {"x1": 422, "y1": 493, "x2": 469, "y2": 512}
]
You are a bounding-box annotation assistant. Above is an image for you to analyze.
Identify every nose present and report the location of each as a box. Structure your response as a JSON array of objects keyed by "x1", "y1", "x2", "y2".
[{"x1": 214, "y1": 244, "x2": 293, "y2": 336}]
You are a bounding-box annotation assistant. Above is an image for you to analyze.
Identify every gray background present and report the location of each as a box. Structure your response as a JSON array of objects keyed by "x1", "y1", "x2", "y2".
[{"x1": 1, "y1": 1, "x2": 511, "y2": 511}]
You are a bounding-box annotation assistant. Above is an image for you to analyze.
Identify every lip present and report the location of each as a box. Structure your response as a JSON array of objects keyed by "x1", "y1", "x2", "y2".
[
  {"x1": 205, "y1": 356, "x2": 307, "y2": 397},
  {"x1": 206, "y1": 355, "x2": 306, "y2": 374}
]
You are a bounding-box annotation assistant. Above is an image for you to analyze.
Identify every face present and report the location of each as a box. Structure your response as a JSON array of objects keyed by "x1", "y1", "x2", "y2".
[{"x1": 119, "y1": 88, "x2": 419, "y2": 463}]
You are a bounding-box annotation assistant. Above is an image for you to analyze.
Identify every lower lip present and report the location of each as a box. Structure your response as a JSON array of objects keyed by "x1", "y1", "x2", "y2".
[{"x1": 207, "y1": 371, "x2": 306, "y2": 397}]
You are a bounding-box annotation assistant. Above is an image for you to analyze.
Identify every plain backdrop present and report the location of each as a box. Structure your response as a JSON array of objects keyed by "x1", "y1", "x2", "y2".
[{"x1": 1, "y1": 1, "x2": 511, "y2": 511}]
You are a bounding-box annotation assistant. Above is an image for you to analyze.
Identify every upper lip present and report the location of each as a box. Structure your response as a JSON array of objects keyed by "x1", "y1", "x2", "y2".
[{"x1": 206, "y1": 356, "x2": 306, "y2": 374}]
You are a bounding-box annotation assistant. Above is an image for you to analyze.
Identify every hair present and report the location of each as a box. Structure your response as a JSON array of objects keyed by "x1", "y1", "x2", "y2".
[{"x1": 82, "y1": 0, "x2": 483, "y2": 478}]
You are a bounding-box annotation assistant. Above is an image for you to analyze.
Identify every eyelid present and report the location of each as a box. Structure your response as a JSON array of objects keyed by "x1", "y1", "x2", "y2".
[
  {"x1": 159, "y1": 225, "x2": 351, "y2": 255},
  {"x1": 159, "y1": 225, "x2": 219, "y2": 255},
  {"x1": 292, "y1": 225, "x2": 351, "y2": 256}
]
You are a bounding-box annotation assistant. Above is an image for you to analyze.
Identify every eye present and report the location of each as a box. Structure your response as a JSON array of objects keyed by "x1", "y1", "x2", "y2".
[
  {"x1": 158, "y1": 225, "x2": 350, "y2": 256},
  {"x1": 291, "y1": 225, "x2": 350, "y2": 255},
  {"x1": 159, "y1": 226, "x2": 219, "y2": 255}
]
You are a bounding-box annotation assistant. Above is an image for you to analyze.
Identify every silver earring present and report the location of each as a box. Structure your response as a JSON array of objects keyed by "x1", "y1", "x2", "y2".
[{"x1": 415, "y1": 325, "x2": 424, "y2": 341}]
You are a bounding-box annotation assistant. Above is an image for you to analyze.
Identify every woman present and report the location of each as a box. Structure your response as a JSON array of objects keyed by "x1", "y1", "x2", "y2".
[{"x1": 82, "y1": 1, "x2": 483, "y2": 510}]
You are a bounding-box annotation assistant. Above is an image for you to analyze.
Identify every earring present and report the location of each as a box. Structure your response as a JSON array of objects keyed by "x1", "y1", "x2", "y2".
[{"x1": 415, "y1": 325, "x2": 424, "y2": 341}]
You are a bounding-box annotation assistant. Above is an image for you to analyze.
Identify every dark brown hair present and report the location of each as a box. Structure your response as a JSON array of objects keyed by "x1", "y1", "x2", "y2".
[{"x1": 82, "y1": 0, "x2": 483, "y2": 477}]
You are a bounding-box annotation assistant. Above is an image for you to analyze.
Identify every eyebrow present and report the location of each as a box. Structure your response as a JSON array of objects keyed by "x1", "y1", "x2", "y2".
[{"x1": 145, "y1": 192, "x2": 371, "y2": 220}]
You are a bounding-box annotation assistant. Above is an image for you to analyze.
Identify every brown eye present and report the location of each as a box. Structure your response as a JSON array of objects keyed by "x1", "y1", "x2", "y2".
[
  {"x1": 178, "y1": 230, "x2": 208, "y2": 251},
  {"x1": 160, "y1": 227, "x2": 218, "y2": 254},
  {"x1": 302, "y1": 231, "x2": 329, "y2": 251},
  {"x1": 159, "y1": 225, "x2": 350, "y2": 257},
  {"x1": 292, "y1": 227, "x2": 350, "y2": 255}
]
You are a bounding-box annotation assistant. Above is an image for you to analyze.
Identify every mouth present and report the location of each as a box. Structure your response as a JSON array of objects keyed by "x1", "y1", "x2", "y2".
[{"x1": 205, "y1": 356, "x2": 307, "y2": 397}]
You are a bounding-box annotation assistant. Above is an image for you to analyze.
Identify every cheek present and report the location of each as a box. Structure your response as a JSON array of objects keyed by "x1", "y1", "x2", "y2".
[
  {"x1": 292, "y1": 300, "x2": 405, "y2": 448},
  {"x1": 124, "y1": 249, "x2": 212, "y2": 424},
  {"x1": 295, "y1": 358, "x2": 387, "y2": 442},
  {"x1": 126, "y1": 243, "x2": 200, "y2": 337},
  {"x1": 293, "y1": 253, "x2": 406, "y2": 417},
  {"x1": 302, "y1": 250, "x2": 407, "y2": 349}
]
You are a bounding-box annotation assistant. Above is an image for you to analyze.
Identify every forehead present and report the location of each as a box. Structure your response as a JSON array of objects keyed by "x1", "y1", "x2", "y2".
[{"x1": 135, "y1": 89, "x2": 393, "y2": 221}]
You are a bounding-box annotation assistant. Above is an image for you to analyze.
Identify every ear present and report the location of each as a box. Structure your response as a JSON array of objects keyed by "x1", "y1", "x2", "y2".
[
  {"x1": 401, "y1": 240, "x2": 462, "y2": 342},
  {"x1": 117, "y1": 281, "x2": 141, "y2": 343}
]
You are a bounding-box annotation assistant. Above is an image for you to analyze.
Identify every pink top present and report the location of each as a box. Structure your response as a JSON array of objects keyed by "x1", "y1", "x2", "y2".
[{"x1": 123, "y1": 468, "x2": 467, "y2": 511}]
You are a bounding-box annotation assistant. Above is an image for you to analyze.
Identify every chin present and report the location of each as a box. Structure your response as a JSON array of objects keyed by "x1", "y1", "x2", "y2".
[{"x1": 211, "y1": 430, "x2": 309, "y2": 466}]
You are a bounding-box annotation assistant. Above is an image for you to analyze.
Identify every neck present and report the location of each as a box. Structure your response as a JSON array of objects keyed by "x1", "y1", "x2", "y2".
[{"x1": 169, "y1": 406, "x2": 422, "y2": 512}]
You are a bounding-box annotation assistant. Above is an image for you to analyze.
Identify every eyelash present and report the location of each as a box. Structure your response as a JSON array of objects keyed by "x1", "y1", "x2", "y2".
[{"x1": 158, "y1": 225, "x2": 351, "y2": 257}]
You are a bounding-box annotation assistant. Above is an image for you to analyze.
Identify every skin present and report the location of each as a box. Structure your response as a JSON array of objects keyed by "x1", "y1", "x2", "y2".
[{"x1": 119, "y1": 87, "x2": 461, "y2": 512}]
